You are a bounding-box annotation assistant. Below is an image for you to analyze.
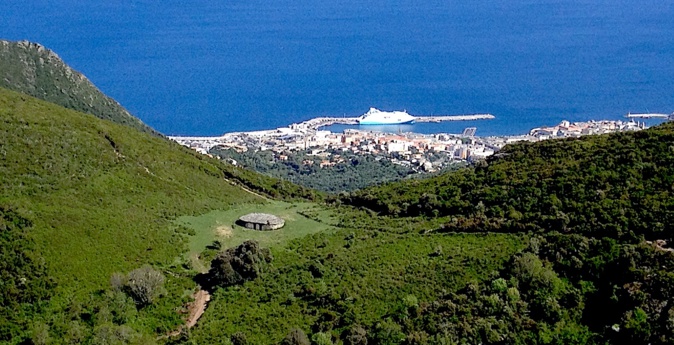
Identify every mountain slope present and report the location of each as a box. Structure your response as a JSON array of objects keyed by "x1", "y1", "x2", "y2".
[
  {"x1": 0, "y1": 40, "x2": 157, "y2": 135},
  {"x1": 4, "y1": 82, "x2": 674, "y2": 344},
  {"x1": 338, "y1": 124, "x2": 674, "y2": 241},
  {"x1": 0, "y1": 87, "x2": 273, "y2": 341},
  {"x1": 313, "y1": 125, "x2": 674, "y2": 344},
  {"x1": 187, "y1": 124, "x2": 674, "y2": 344}
]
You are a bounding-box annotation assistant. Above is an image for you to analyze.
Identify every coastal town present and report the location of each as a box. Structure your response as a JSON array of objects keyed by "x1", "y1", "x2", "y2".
[{"x1": 171, "y1": 116, "x2": 654, "y2": 173}]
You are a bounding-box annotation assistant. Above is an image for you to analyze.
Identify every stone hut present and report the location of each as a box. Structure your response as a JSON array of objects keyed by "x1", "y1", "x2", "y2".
[{"x1": 238, "y1": 213, "x2": 285, "y2": 231}]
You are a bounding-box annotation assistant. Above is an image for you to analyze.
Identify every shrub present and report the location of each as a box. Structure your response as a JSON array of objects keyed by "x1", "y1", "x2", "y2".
[
  {"x1": 343, "y1": 324, "x2": 368, "y2": 345},
  {"x1": 281, "y1": 328, "x2": 310, "y2": 345},
  {"x1": 110, "y1": 272, "x2": 125, "y2": 292},
  {"x1": 373, "y1": 319, "x2": 404, "y2": 345},
  {"x1": 311, "y1": 332, "x2": 333, "y2": 345},
  {"x1": 231, "y1": 332, "x2": 248, "y2": 345},
  {"x1": 123, "y1": 265, "x2": 165, "y2": 307},
  {"x1": 207, "y1": 240, "x2": 272, "y2": 288},
  {"x1": 491, "y1": 278, "x2": 508, "y2": 293}
]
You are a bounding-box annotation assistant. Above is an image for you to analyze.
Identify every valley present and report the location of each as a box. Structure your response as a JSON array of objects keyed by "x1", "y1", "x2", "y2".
[{"x1": 1, "y1": 40, "x2": 674, "y2": 345}]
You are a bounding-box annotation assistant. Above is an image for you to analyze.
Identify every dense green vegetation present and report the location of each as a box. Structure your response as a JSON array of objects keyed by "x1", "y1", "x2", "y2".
[
  {"x1": 310, "y1": 124, "x2": 674, "y2": 344},
  {"x1": 186, "y1": 123, "x2": 674, "y2": 344},
  {"x1": 0, "y1": 207, "x2": 54, "y2": 341},
  {"x1": 338, "y1": 126, "x2": 674, "y2": 241},
  {"x1": 210, "y1": 147, "x2": 450, "y2": 193},
  {"x1": 380, "y1": 234, "x2": 674, "y2": 344},
  {"x1": 0, "y1": 39, "x2": 157, "y2": 135},
  {"x1": 0, "y1": 87, "x2": 321, "y2": 343},
  {"x1": 191, "y1": 230, "x2": 523, "y2": 344}
]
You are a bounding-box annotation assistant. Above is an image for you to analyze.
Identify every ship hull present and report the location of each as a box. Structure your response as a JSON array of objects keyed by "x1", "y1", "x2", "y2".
[{"x1": 358, "y1": 119, "x2": 415, "y2": 125}]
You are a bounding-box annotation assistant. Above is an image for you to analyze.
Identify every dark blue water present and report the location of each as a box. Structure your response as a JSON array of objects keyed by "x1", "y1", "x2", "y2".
[{"x1": 2, "y1": 0, "x2": 673, "y2": 136}]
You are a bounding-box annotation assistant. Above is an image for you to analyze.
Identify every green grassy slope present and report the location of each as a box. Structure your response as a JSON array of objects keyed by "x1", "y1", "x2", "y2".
[
  {"x1": 0, "y1": 87, "x2": 274, "y2": 341},
  {"x1": 0, "y1": 86, "x2": 267, "y2": 287},
  {"x1": 178, "y1": 201, "x2": 335, "y2": 269},
  {"x1": 0, "y1": 40, "x2": 157, "y2": 135}
]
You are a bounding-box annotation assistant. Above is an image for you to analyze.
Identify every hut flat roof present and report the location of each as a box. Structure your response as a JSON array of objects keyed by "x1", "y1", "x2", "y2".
[{"x1": 239, "y1": 213, "x2": 284, "y2": 225}]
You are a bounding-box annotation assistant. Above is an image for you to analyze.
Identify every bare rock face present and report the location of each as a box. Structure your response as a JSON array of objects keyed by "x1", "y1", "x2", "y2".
[{"x1": 0, "y1": 39, "x2": 158, "y2": 135}]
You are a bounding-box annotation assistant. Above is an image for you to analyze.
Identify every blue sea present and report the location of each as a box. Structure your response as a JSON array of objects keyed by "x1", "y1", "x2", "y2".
[{"x1": 2, "y1": 0, "x2": 673, "y2": 136}]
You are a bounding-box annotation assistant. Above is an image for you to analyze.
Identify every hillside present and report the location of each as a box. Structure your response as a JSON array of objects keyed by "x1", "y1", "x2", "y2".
[
  {"x1": 338, "y1": 125, "x2": 674, "y2": 241},
  {"x1": 318, "y1": 124, "x2": 674, "y2": 344},
  {"x1": 0, "y1": 87, "x2": 324, "y2": 343},
  {"x1": 186, "y1": 124, "x2": 674, "y2": 344},
  {"x1": 0, "y1": 40, "x2": 158, "y2": 135},
  {"x1": 3, "y1": 68, "x2": 674, "y2": 343},
  {"x1": 0, "y1": 86, "x2": 525, "y2": 344}
]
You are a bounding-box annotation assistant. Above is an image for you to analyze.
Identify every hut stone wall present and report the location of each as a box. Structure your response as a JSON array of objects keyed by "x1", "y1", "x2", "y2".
[{"x1": 238, "y1": 213, "x2": 285, "y2": 231}]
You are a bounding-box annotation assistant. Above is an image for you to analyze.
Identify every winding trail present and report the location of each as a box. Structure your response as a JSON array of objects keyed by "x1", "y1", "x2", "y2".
[
  {"x1": 163, "y1": 289, "x2": 211, "y2": 338},
  {"x1": 163, "y1": 176, "x2": 269, "y2": 339},
  {"x1": 223, "y1": 176, "x2": 270, "y2": 200},
  {"x1": 185, "y1": 289, "x2": 211, "y2": 328}
]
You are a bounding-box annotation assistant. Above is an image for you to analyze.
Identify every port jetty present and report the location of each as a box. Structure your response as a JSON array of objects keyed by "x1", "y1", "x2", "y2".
[
  {"x1": 626, "y1": 112, "x2": 674, "y2": 119},
  {"x1": 292, "y1": 113, "x2": 495, "y2": 131}
]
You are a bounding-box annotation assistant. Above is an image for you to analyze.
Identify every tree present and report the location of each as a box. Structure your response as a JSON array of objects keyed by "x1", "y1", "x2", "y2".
[
  {"x1": 311, "y1": 332, "x2": 333, "y2": 345},
  {"x1": 124, "y1": 265, "x2": 165, "y2": 306},
  {"x1": 207, "y1": 240, "x2": 272, "y2": 288},
  {"x1": 373, "y1": 319, "x2": 404, "y2": 345},
  {"x1": 281, "y1": 328, "x2": 310, "y2": 345},
  {"x1": 231, "y1": 332, "x2": 248, "y2": 345},
  {"x1": 343, "y1": 324, "x2": 368, "y2": 345}
]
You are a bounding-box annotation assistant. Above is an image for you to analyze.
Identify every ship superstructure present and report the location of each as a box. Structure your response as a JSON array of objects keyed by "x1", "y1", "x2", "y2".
[{"x1": 357, "y1": 108, "x2": 415, "y2": 125}]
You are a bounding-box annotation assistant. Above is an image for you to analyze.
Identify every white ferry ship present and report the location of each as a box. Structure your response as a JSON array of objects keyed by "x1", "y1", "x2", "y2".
[{"x1": 357, "y1": 108, "x2": 415, "y2": 125}]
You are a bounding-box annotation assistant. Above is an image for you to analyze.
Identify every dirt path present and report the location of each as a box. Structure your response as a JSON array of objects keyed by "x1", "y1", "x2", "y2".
[
  {"x1": 162, "y1": 289, "x2": 212, "y2": 338},
  {"x1": 223, "y1": 177, "x2": 270, "y2": 200},
  {"x1": 185, "y1": 289, "x2": 211, "y2": 328}
]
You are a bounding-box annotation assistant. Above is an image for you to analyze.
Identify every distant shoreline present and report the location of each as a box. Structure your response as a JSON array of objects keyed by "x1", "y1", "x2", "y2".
[{"x1": 169, "y1": 113, "x2": 670, "y2": 141}]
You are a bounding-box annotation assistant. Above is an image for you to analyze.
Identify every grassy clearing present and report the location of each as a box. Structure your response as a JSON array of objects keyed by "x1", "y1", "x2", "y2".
[
  {"x1": 0, "y1": 88, "x2": 293, "y2": 341},
  {"x1": 178, "y1": 201, "x2": 337, "y2": 269}
]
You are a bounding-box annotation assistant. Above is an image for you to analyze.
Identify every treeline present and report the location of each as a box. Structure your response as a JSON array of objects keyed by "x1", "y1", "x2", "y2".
[
  {"x1": 210, "y1": 148, "x2": 419, "y2": 193},
  {"x1": 347, "y1": 234, "x2": 674, "y2": 344},
  {"x1": 337, "y1": 124, "x2": 674, "y2": 241}
]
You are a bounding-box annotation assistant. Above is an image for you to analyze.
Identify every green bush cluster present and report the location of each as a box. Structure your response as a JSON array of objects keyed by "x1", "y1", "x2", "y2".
[
  {"x1": 211, "y1": 147, "x2": 420, "y2": 193},
  {"x1": 189, "y1": 229, "x2": 522, "y2": 344},
  {"x1": 205, "y1": 240, "x2": 273, "y2": 289},
  {"x1": 0, "y1": 207, "x2": 54, "y2": 341},
  {"x1": 338, "y1": 124, "x2": 674, "y2": 242}
]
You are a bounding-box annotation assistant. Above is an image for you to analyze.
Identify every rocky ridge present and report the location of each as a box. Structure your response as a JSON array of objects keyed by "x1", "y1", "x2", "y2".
[{"x1": 0, "y1": 40, "x2": 157, "y2": 135}]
